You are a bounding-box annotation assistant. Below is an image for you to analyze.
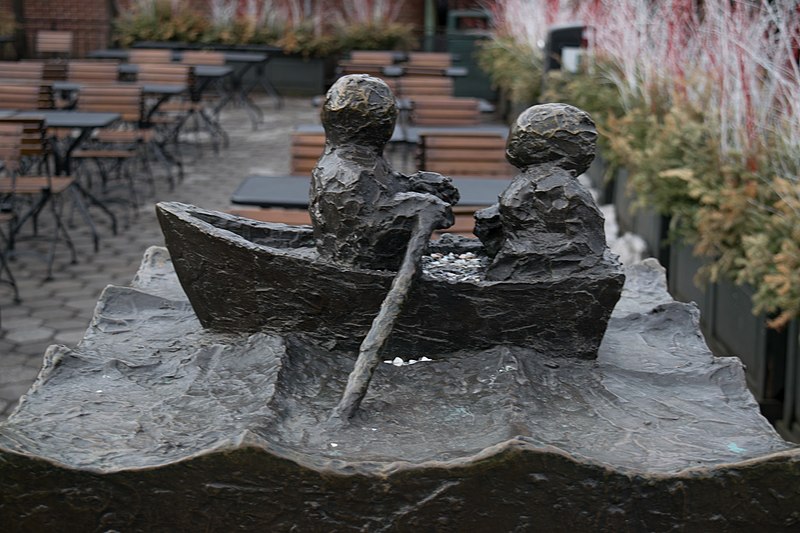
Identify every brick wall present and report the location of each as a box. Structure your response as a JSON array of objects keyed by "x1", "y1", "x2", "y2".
[
  {"x1": 9, "y1": 0, "x2": 486, "y2": 59},
  {"x1": 19, "y1": 0, "x2": 112, "y2": 58}
]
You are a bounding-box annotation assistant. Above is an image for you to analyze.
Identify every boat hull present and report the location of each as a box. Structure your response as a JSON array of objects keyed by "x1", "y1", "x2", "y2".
[{"x1": 157, "y1": 202, "x2": 625, "y2": 359}]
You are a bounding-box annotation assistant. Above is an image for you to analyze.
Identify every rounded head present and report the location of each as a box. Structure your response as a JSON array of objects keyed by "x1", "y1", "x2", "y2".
[
  {"x1": 506, "y1": 103, "x2": 597, "y2": 174},
  {"x1": 321, "y1": 74, "x2": 397, "y2": 147}
]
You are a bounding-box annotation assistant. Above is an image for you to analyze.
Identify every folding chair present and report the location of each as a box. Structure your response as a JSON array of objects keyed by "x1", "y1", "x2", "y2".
[
  {"x1": 128, "y1": 49, "x2": 173, "y2": 65},
  {"x1": 72, "y1": 84, "x2": 153, "y2": 216},
  {"x1": 0, "y1": 82, "x2": 54, "y2": 110},
  {"x1": 135, "y1": 63, "x2": 197, "y2": 182},
  {"x1": 417, "y1": 131, "x2": 514, "y2": 236},
  {"x1": 67, "y1": 60, "x2": 121, "y2": 84},
  {"x1": 35, "y1": 31, "x2": 73, "y2": 59},
  {"x1": 0, "y1": 121, "x2": 78, "y2": 279},
  {"x1": 0, "y1": 60, "x2": 45, "y2": 81}
]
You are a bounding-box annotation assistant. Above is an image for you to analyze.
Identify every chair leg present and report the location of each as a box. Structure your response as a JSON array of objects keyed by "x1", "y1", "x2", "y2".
[
  {"x1": 0, "y1": 245, "x2": 20, "y2": 304},
  {"x1": 44, "y1": 196, "x2": 77, "y2": 281}
]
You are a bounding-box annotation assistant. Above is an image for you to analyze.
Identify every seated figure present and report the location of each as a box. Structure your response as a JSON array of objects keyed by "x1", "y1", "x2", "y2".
[
  {"x1": 474, "y1": 103, "x2": 607, "y2": 280},
  {"x1": 309, "y1": 74, "x2": 459, "y2": 271}
]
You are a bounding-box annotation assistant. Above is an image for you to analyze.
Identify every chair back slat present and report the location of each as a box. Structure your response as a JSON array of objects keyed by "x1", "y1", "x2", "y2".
[
  {"x1": 418, "y1": 132, "x2": 514, "y2": 177},
  {"x1": 290, "y1": 132, "x2": 326, "y2": 175},
  {"x1": 0, "y1": 123, "x2": 24, "y2": 172},
  {"x1": 68, "y1": 61, "x2": 120, "y2": 83},
  {"x1": 36, "y1": 31, "x2": 73, "y2": 56},
  {"x1": 0, "y1": 61, "x2": 45, "y2": 81},
  {"x1": 410, "y1": 97, "x2": 480, "y2": 127},
  {"x1": 129, "y1": 49, "x2": 174, "y2": 65},
  {"x1": 0, "y1": 82, "x2": 53, "y2": 110},
  {"x1": 406, "y1": 52, "x2": 452, "y2": 68},
  {"x1": 136, "y1": 63, "x2": 193, "y2": 89},
  {"x1": 76, "y1": 84, "x2": 143, "y2": 123},
  {"x1": 0, "y1": 117, "x2": 48, "y2": 158},
  {"x1": 181, "y1": 51, "x2": 225, "y2": 66}
]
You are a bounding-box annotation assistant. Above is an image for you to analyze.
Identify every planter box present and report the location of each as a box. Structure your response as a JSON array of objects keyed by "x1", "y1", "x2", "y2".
[
  {"x1": 585, "y1": 153, "x2": 613, "y2": 205},
  {"x1": 777, "y1": 320, "x2": 800, "y2": 443},
  {"x1": 668, "y1": 241, "x2": 712, "y2": 326},
  {"x1": 612, "y1": 168, "x2": 669, "y2": 265},
  {"x1": 707, "y1": 279, "x2": 788, "y2": 420},
  {"x1": 262, "y1": 55, "x2": 326, "y2": 96}
]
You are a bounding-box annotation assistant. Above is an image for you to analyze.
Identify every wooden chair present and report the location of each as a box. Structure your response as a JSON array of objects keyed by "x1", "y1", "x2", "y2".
[
  {"x1": 338, "y1": 51, "x2": 397, "y2": 77},
  {"x1": 129, "y1": 49, "x2": 173, "y2": 65},
  {"x1": 0, "y1": 60, "x2": 45, "y2": 81},
  {"x1": 72, "y1": 84, "x2": 153, "y2": 209},
  {"x1": 290, "y1": 131, "x2": 326, "y2": 175},
  {"x1": 0, "y1": 82, "x2": 54, "y2": 110},
  {"x1": 35, "y1": 31, "x2": 73, "y2": 58},
  {"x1": 404, "y1": 52, "x2": 453, "y2": 76},
  {"x1": 418, "y1": 131, "x2": 515, "y2": 236},
  {"x1": 389, "y1": 76, "x2": 454, "y2": 99},
  {"x1": 417, "y1": 132, "x2": 513, "y2": 177},
  {"x1": 67, "y1": 61, "x2": 120, "y2": 83},
  {"x1": 0, "y1": 120, "x2": 78, "y2": 279},
  {"x1": 410, "y1": 96, "x2": 481, "y2": 127},
  {"x1": 180, "y1": 50, "x2": 225, "y2": 66}
]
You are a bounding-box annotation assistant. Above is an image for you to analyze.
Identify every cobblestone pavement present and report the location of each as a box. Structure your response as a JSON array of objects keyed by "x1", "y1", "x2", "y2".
[{"x1": 0, "y1": 97, "x2": 319, "y2": 420}]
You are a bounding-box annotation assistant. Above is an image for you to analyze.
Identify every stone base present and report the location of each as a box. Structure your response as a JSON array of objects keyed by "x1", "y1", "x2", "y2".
[{"x1": 0, "y1": 248, "x2": 798, "y2": 531}]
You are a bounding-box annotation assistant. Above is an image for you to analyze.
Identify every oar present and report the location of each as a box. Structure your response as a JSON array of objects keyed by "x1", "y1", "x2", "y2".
[{"x1": 331, "y1": 211, "x2": 439, "y2": 422}]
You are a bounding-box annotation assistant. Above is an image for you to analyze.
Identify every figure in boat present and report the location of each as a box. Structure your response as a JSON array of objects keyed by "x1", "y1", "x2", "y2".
[
  {"x1": 309, "y1": 74, "x2": 460, "y2": 271},
  {"x1": 475, "y1": 103, "x2": 607, "y2": 280}
]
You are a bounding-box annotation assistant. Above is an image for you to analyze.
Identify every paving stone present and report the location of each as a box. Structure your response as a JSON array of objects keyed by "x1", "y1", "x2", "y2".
[
  {"x1": 0, "y1": 354, "x2": 29, "y2": 368},
  {"x1": 0, "y1": 382, "x2": 35, "y2": 402},
  {"x1": 53, "y1": 329, "x2": 88, "y2": 347},
  {"x1": 0, "y1": 365, "x2": 39, "y2": 386},
  {"x1": 24, "y1": 298, "x2": 67, "y2": 310},
  {"x1": 15, "y1": 342, "x2": 53, "y2": 357},
  {"x1": 30, "y1": 307, "x2": 77, "y2": 321},
  {"x1": 4, "y1": 327, "x2": 55, "y2": 345},
  {"x1": 0, "y1": 317, "x2": 45, "y2": 330},
  {"x1": 64, "y1": 298, "x2": 103, "y2": 312},
  {"x1": 46, "y1": 318, "x2": 90, "y2": 332}
]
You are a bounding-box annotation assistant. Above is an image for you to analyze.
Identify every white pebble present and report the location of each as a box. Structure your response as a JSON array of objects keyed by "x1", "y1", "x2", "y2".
[{"x1": 392, "y1": 357, "x2": 404, "y2": 366}]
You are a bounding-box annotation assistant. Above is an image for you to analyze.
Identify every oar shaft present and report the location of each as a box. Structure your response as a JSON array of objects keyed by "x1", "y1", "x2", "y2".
[{"x1": 332, "y1": 213, "x2": 437, "y2": 421}]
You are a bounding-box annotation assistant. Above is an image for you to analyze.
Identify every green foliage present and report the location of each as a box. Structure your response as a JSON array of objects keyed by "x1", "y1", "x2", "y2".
[
  {"x1": 0, "y1": 10, "x2": 15, "y2": 36},
  {"x1": 335, "y1": 22, "x2": 416, "y2": 53},
  {"x1": 113, "y1": 0, "x2": 210, "y2": 47},
  {"x1": 112, "y1": 4, "x2": 413, "y2": 58},
  {"x1": 476, "y1": 37, "x2": 541, "y2": 105},
  {"x1": 275, "y1": 22, "x2": 338, "y2": 58}
]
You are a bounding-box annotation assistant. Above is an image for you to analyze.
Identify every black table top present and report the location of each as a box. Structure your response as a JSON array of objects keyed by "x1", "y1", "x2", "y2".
[
  {"x1": 89, "y1": 49, "x2": 266, "y2": 65},
  {"x1": 52, "y1": 81, "x2": 186, "y2": 95},
  {"x1": 231, "y1": 174, "x2": 510, "y2": 209},
  {"x1": 117, "y1": 63, "x2": 232, "y2": 79},
  {"x1": 0, "y1": 109, "x2": 120, "y2": 128}
]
